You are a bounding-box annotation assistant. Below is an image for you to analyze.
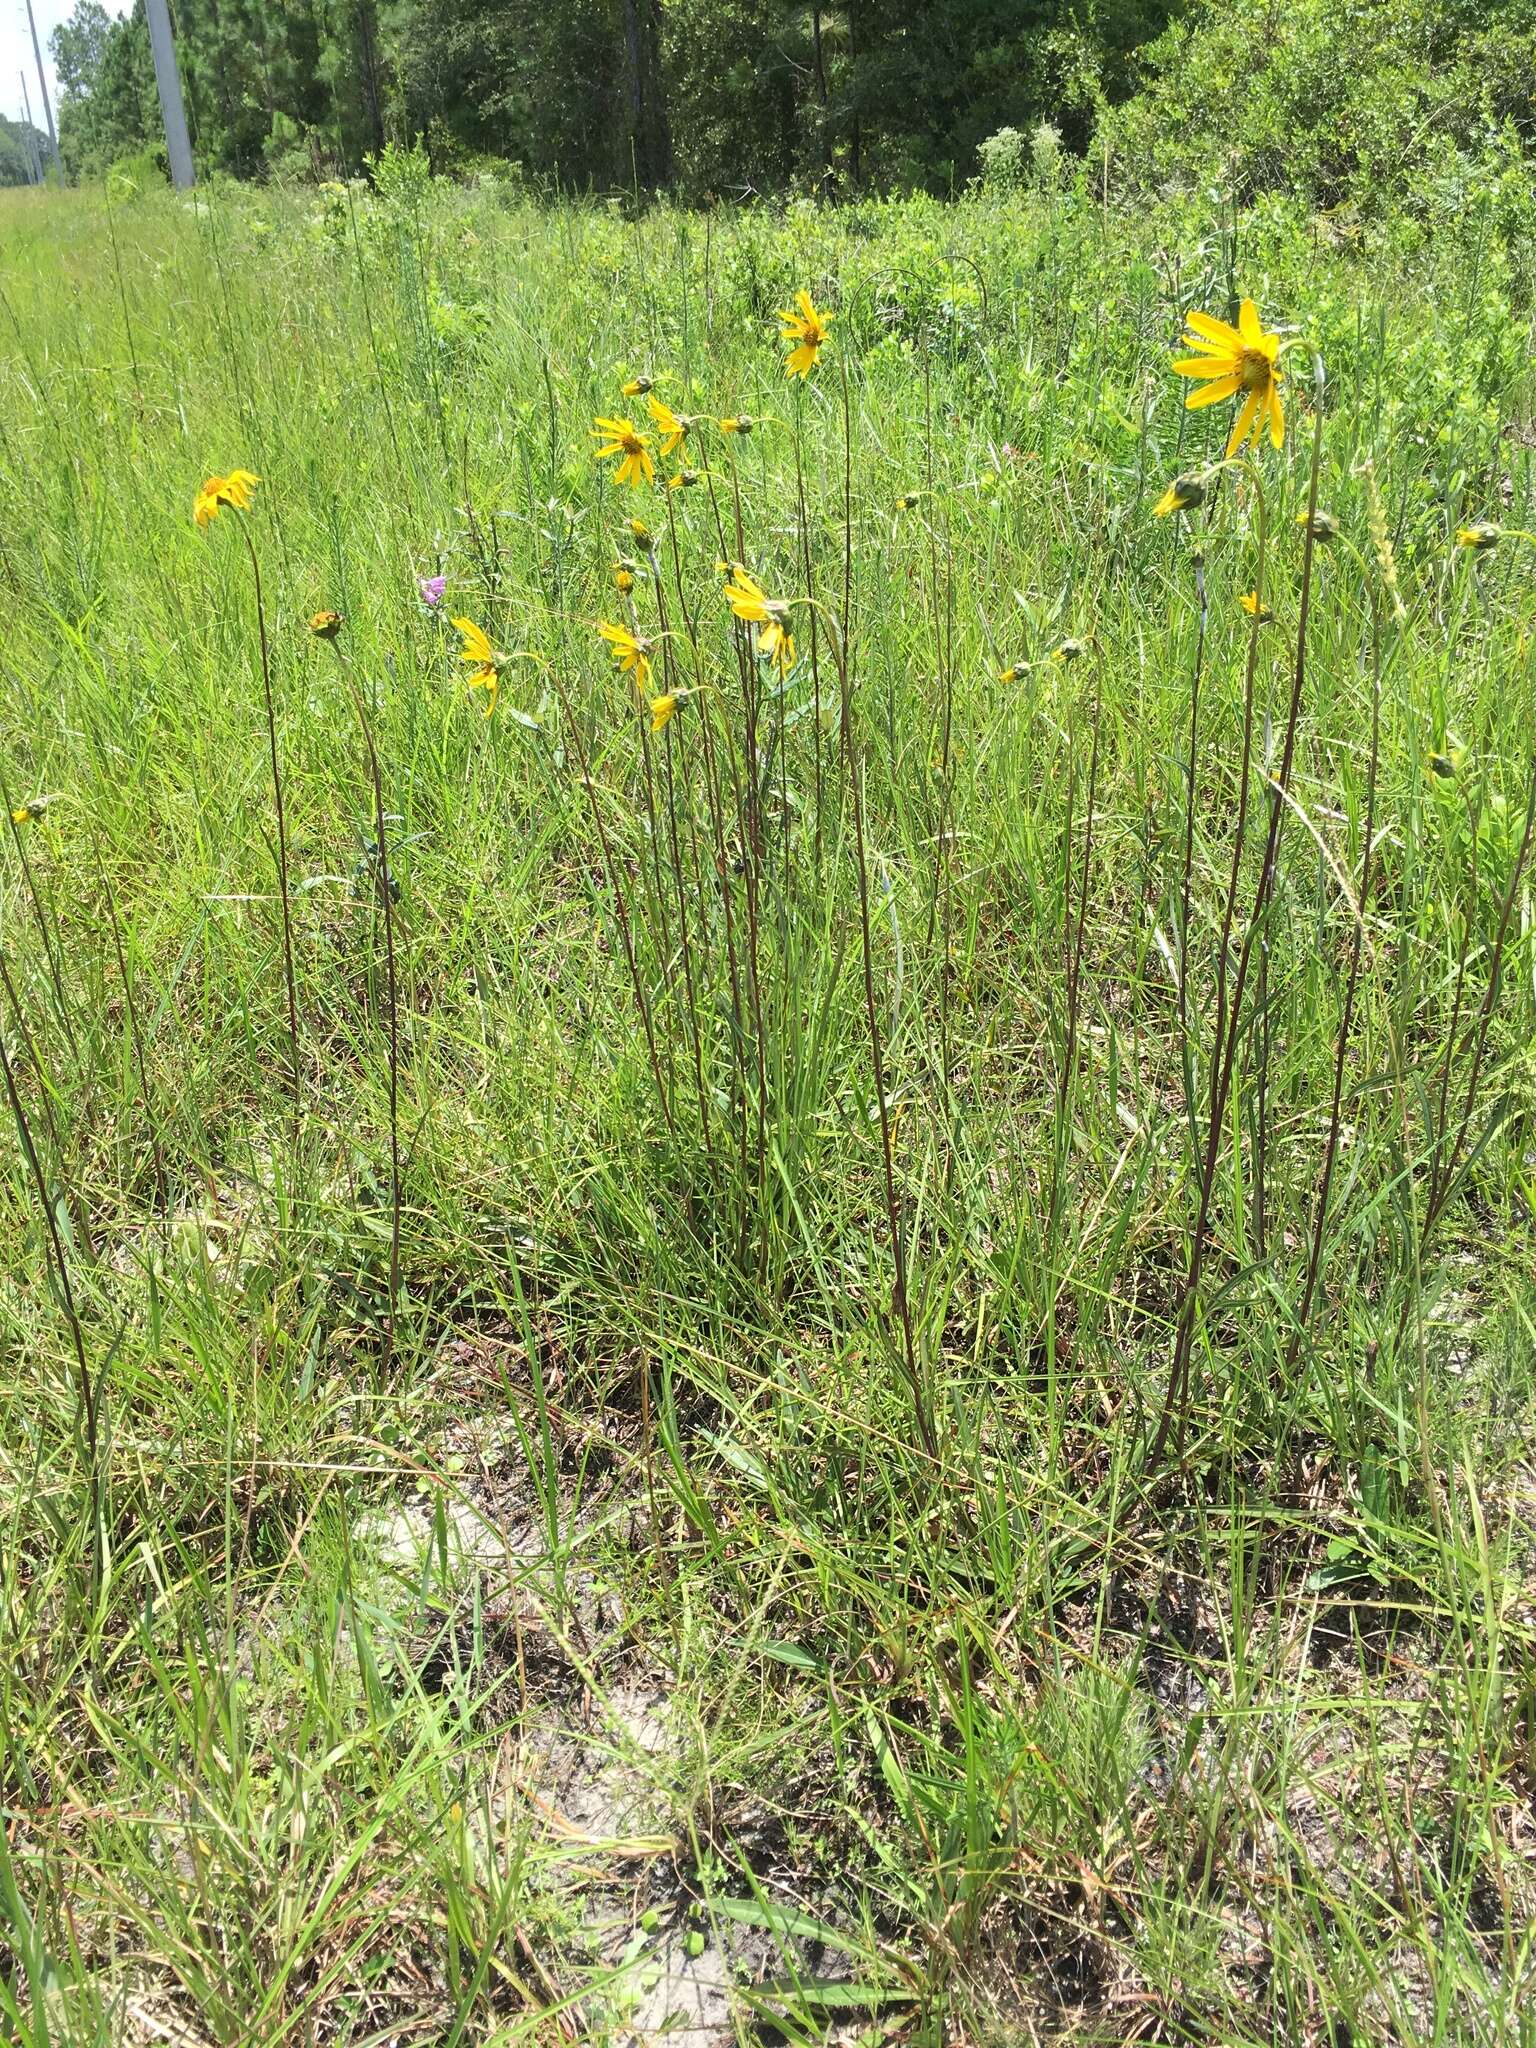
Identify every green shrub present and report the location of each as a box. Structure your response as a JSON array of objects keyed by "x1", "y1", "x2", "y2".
[{"x1": 1102, "y1": 0, "x2": 1536, "y2": 211}]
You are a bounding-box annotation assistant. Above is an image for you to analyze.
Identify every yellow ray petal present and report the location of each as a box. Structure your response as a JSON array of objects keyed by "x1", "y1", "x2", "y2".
[
  {"x1": 1266, "y1": 383, "x2": 1286, "y2": 449},
  {"x1": 1238, "y1": 298, "x2": 1263, "y2": 347},
  {"x1": 1178, "y1": 330, "x2": 1234, "y2": 358},
  {"x1": 1184, "y1": 309, "x2": 1243, "y2": 348},
  {"x1": 1185, "y1": 373, "x2": 1243, "y2": 409},
  {"x1": 1226, "y1": 388, "x2": 1262, "y2": 456},
  {"x1": 1173, "y1": 356, "x2": 1241, "y2": 378},
  {"x1": 453, "y1": 618, "x2": 494, "y2": 664}
]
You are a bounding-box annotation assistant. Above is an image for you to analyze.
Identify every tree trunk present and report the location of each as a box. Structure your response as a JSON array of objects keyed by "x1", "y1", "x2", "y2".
[
  {"x1": 355, "y1": 0, "x2": 385, "y2": 155},
  {"x1": 847, "y1": 0, "x2": 861, "y2": 184},
  {"x1": 622, "y1": 0, "x2": 672, "y2": 189}
]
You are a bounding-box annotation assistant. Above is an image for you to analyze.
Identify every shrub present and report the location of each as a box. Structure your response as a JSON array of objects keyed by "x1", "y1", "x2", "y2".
[
  {"x1": 976, "y1": 126, "x2": 1027, "y2": 191},
  {"x1": 1101, "y1": 0, "x2": 1536, "y2": 211}
]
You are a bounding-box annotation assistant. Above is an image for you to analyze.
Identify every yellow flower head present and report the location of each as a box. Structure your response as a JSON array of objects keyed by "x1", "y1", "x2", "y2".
[
  {"x1": 622, "y1": 375, "x2": 654, "y2": 397},
  {"x1": 1052, "y1": 636, "x2": 1094, "y2": 662},
  {"x1": 998, "y1": 660, "x2": 1030, "y2": 683},
  {"x1": 308, "y1": 610, "x2": 344, "y2": 641},
  {"x1": 1153, "y1": 474, "x2": 1208, "y2": 518},
  {"x1": 614, "y1": 562, "x2": 637, "y2": 595},
  {"x1": 453, "y1": 615, "x2": 504, "y2": 716},
  {"x1": 777, "y1": 289, "x2": 831, "y2": 379},
  {"x1": 1457, "y1": 523, "x2": 1500, "y2": 552},
  {"x1": 193, "y1": 469, "x2": 261, "y2": 527},
  {"x1": 598, "y1": 619, "x2": 654, "y2": 692},
  {"x1": 649, "y1": 692, "x2": 679, "y2": 732},
  {"x1": 722, "y1": 565, "x2": 772, "y2": 623},
  {"x1": 715, "y1": 557, "x2": 748, "y2": 580},
  {"x1": 719, "y1": 414, "x2": 755, "y2": 436},
  {"x1": 723, "y1": 565, "x2": 794, "y2": 674},
  {"x1": 896, "y1": 491, "x2": 924, "y2": 512},
  {"x1": 1239, "y1": 593, "x2": 1274, "y2": 622},
  {"x1": 1297, "y1": 509, "x2": 1339, "y2": 542},
  {"x1": 1172, "y1": 299, "x2": 1285, "y2": 455},
  {"x1": 10, "y1": 797, "x2": 51, "y2": 826},
  {"x1": 592, "y1": 416, "x2": 655, "y2": 489},
  {"x1": 647, "y1": 394, "x2": 695, "y2": 458},
  {"x1": 668, "y1": 469, "x2": 703, "y2": 491},
  {"x1": 627, "y1": 517, "x2": 657, "y2": 552}
]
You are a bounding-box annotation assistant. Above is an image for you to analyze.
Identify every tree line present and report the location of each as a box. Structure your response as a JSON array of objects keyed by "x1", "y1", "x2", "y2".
[
  {"x1": 46, "y1": 0, "x2": 1180, "y2": 193},
  {"x1": 1, "y1": 115, "x2": 52, "y2": 185}
]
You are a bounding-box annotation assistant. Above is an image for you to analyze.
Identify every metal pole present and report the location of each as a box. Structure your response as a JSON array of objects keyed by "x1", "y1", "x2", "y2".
[
  {"x1": 143, "y1": 0, "x2": 195, "y2": 190},
  {"x1": 22, "y1": 0, "x2": 61, "y2": 176},
  {"x1": 19, "y1": 72, "x2": 41, "y2": 184}
]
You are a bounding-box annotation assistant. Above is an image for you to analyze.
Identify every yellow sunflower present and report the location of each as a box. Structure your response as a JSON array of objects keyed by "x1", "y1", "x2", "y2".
[
  {"x1": 1153, "y1": 474, "x2": 1208, "y2": 519},
  {"x1": 193, "y1": 469, "x2": 261, "y2": 527},
  {"x1": 777, "y1": 289, "x2": 831, "y2": 380},
  {"x1": 723, "y1": 565, "x2": 794, "y2": 674},
  {"x1": 647, "y1": 395, "x2": 695, "y2": 458},
  {"x1": 453, "y1": 615, "x2": 504, "y2": 716},
  {"x1": 1172, "y1": 299, "x2": 1285, "y2": 455},
  {"x1": 598, "y1": 619, "x2": 654, "y2": 692},
  {"x1": 591, "y1": 416, "x2": 655, "y2": 488}
]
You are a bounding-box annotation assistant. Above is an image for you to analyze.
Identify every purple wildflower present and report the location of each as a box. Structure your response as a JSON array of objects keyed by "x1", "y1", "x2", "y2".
[{"x1": 419, "y1": 574, "x2": 446, "y2": 607}]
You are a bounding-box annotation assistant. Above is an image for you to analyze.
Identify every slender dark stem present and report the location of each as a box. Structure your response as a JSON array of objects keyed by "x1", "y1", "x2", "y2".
[
  {"x1": 0, "y1": 770, "x2": 81, "y2": 1066},
  {"x1": 1177, "y1": 549, "x2": 1209, "y2": 1039},
  {"x1": 0, "y1": 978, "x2": 100, "y2": 1578},
  {"x1": 333, "y1": 653, "x2": 402, "y2": 1359},
  {"x1": 835, "y1": 354, "x2": 935, "y2": 1460},
  {"x1": 792, "y1": 419, "x2": 826, "y2": 874},
  {"x1": 663, "y1": 485, "x2": 769, "y2": 1227},
  {"x1": 1150, "y1": 363, "x2": 1325, "y2": 1470},
  {"x1": 240, "y1": 523, "x2": 301, "y2": 1127},
  {"x1": 661, "y1": 723, "x2": 713, "y2": 1158},
  {"x1": 1285, "y1": 606, "x2": 1382, "y2": 1373},
  {"x1": 0, "y1": 945, "x2": 77, "y2": 1237},
  {"x1": 1050, "y1": 678, "x2": 1101, "y2": 1247},
  {"x1": 1419, "y1": 756, "x2": 1536, "y2": 1246},
  {"x1": 657, "y1": 557, "x2": 753, "y2": 1254},
  {"x1": 548, "y1": 671, "x2": 675, "y2": 1134},
  {"x1": 94, "y1": 840, "x2": 168, "y2": 1219}
]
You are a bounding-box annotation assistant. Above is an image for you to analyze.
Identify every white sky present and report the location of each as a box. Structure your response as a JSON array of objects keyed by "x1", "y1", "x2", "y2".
[{"x1": 2, "y1": 0, "x2": 130, "y2": 133}]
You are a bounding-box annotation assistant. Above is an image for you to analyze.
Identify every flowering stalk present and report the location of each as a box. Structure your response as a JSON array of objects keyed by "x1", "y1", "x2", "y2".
[
  {"x1": 1149, "y1": 354, "x2": 1325, "y2": 1472},
  {"x1": 663, "y1": 485, "x2": 770, "y2": 1236},
  {"x1": 547, "y1": 668, "x2": 675, "y2": 1136},
  {"x1": 1, "y1": 768, "x2": 81, "y2": 1069},
  {"x1": 833, "y1": 351, "x2": 936, "y2": 1458},
  {"x1": 237, "y1": 523, "x2": 301, "y2": 1126},
  {"x1": 1285, "y1": 599, "x2": 1382, "y2": 1375},
  {"x1": 325, "y1": 639, "x2": 402, "y2": 1360},
  {"x1": 0, "y1": 978, "x2": 102, "y2": 1588},
  {"x1": 94, "y1": 835, "x2": 169, "y2": 1222},
  {"x1": 652, "y1": 538, "x2": 755, "y2": 1248}
]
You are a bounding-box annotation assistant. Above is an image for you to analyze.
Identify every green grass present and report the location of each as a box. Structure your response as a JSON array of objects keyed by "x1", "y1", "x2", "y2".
[{"x1": 1, "y1": 157, "x2": 1534, "y2": 2044}]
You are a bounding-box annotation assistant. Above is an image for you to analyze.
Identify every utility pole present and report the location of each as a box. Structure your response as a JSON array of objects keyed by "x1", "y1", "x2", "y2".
[
  {"x1": 22, "y1": 0, "x2": 61, "y2": 176},
  {"x1": 144, "y1": 0, "x2": 195, "y2": 189},
  {"x1": 19, "y1": 72, "x2": 41, "y2": 183}
]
